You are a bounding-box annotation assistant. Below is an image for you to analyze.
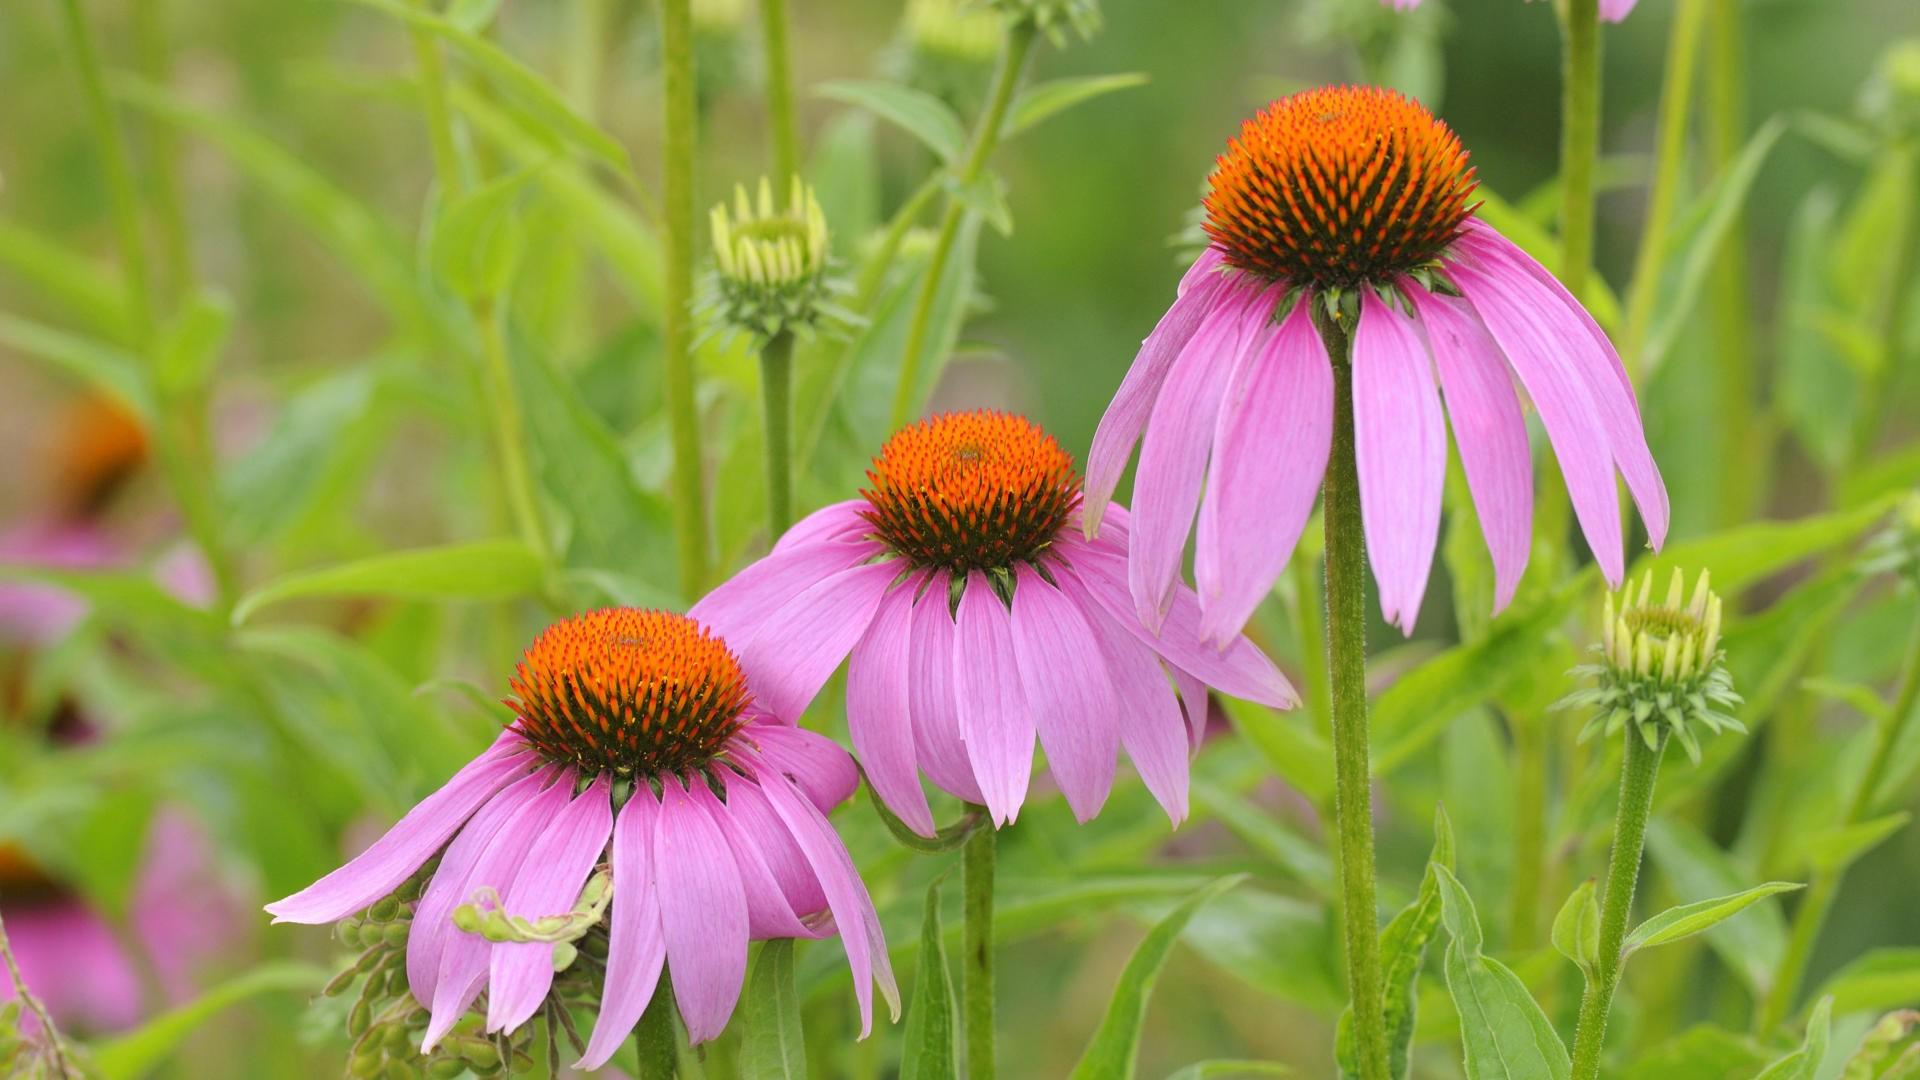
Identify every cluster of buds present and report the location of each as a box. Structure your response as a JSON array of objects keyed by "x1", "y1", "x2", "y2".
[
  {"x1": 987, "y1": 0, "x2": 1101, "y2": 45},
  {"x1": 702, "y1": 176, "x2": 853, "y2": 342},
  {"x1": 450, "y1": 869, "x2": 612, "y2": 975},
  {"x1": 1560, "y1": 568, "x2": 1744, "y2": 763}
]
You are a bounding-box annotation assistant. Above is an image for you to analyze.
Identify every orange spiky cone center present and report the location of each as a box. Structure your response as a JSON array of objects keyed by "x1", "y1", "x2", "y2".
[
  {"x1": 861, "y1": 411, "x2": 1080, "y2": 574},
  {"x1": 1203, "y1": 85, "x2": 1478, "y2": 287},
  {"x1": 505, "y1": 609, "x2": 752, "y2": 776}
]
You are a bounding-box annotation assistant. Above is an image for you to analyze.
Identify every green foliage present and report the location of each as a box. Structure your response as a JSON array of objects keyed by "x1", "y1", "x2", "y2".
[
  {"x1": 743, "y1": 940, "x2": 808, "y2": 1080},
  {"x1": 900, "y1": 876, "x2": 960, "y2": 1080},
  {"x1": 1433, "y1": 865, "x2": 1570, "y2": 1080}
]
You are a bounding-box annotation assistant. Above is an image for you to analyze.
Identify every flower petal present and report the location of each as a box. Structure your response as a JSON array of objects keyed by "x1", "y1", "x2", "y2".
[
  {"x1": 953, "y1": 572, "x2": 1036, "y2": 827},
  {"x1": 1354, "y1": 290, "x2": 1448, "y2": 634},
  {"x1": 847, "y1": 581, "x2": 934, "y2": 836},
  {"x1": 740, "y1": 559, "x2": 899, "y2": 722},
  {"x1": 906, "y1": 576, "x2": 984, "y2": 803},
  {"x1": 577, "y1": 787, "x2": 667, "y2": 1071},
  {"x1": 689, "y1": 537, "x2": 882, "y2": 656},
  {"x1": 775, "y1": 499, "x2": 874, "y2": 553},
  {"x1": 655, "y1": 776, "x2": 750, "y2": 1044},
  {"x1": 744, "y1": 720, "x2": 860, "y2": 813},
  {"x1": 1060, "y1": 574, "x2": 1191, "y2": 824},
  {"x1": 1195, "y1": 294, "x2": 1331, "y2": 645},
  {"x1": 1010, "y1": 566, "x2": 1118, "y2": 823},
  {"x1": 266, "y1": 732, "x2": 531, "y2": 925},
  {"x1": 716, "y1": 771, "x2": 829, "y2": 925},
  {"x1": 1409, "y1": 286, "x2": 1534, "y2": 611},
  {"x1": 691, "y1": 779, "x2": 819, "y2": 940},
  {"x1": 486, "y1": 774, "x2": 614, "y2": 1034}
]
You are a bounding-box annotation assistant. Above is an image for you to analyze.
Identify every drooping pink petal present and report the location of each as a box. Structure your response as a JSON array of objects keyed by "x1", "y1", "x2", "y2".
[
  {"x1": 486, "y1": 774, "x2": 614, "y2": 1034},
  {"x1": 707, "y1": 775, "x2": 828, "y2": 936},
  {"x1": 739, "y1": 559, "x2": 900, "y2": 722},
  {"x1": 1172, "y1": 666, "x2": 1212, "y2": 749},
  {"x1": 1010, "y1": 566, "x2": 1118, "y2": 823},
  {"x1": 774, "y1": 499, "x2": 875, "y2": 553},
  {"x1": 1194, "y1": 294, "x2": 1332, "y2": 645},
  {"x1": 847, "y1": 582, "x2": 934, "y2": 836},
  {"x1": 1084, "y1": 261, "x2": 1239, "y2": 533},
  {"x1": 423, "y1": 772, "x2": 574, "y2": 1051},
  {"x1": 906, "y1": 576, "x2": 984, "y2": 804},
  {"x1": 266, "y1": 733, "x2": 532, "y2": 925},
  {"x1": 953, "y1": 572, "x2": 1036, "y2": 826},
  {"x1": 408, "y1": 767, "x2": 559, "y2": 1004},
  {"x1": 578, "y1": 787, "x2": 667, "y2": 1071},
  {"x1": 745, "y1": 720, "x2": 860, "y2": 813},
  {"x1": 1409, "y1": 286, "x2": 1535, "y2": 611},
  {"x1": 1060, "y1": 540, "x2": 1298, "y2": 710},
  {"x1": 1059, "y1": 578, "x2": 1191, "y2": 824},
  {"x1": 750, "y1": 760, "x2": 900, "y2": 1035},
  {"x1": 1128, "y1": 287, "x2": 1268, "y2": 630},
  {"x1": 1456, "y1": 222, "x2": 1667, "y2": 548},
  {"x1": 1448, "y1": 258, "x2": 1627, "y2": 583},
  {"x1": 655, "y1": 776, "x2": 749, "y2": 1044},
  {"x1": 689, "y1": 538, "x2": 883, "y2": 660},
  {"x1": 1354, "y1": 290, "x2": 1448, "y2": 634}
]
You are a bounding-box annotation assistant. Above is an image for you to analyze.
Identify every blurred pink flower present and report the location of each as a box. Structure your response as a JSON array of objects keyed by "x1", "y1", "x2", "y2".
[
  {"x1": 1089, "y1": 86, "x2": 1666, "y2": 639},
  {"x1": 690, "y1": 411, "x2": 1296, "y2": 834},
  {"x1": 265, "y1": 609, "x2": 897, "y2": 1069},
  {"x1": 0, "y1": 522, "x2": 120, "y2": 647},
  {"x1": 1382, "y1": 0, "x2": 1638, "y2": 21}
]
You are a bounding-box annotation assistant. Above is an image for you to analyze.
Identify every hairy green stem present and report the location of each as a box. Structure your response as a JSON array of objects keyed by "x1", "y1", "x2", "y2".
[
  {"x1": 759, "y1": 0, "x2": 801, "y2": 187},
  {"x1": 1571, "y1": 730, "x2": 1667, "y2": 1080},
  {"x1": 1760, "y1": 610, "x2": 1920, "y2": 1031},
  {"x1": 963, "y1": 813, "x2": 997, "y2": 1080},
  {"x1": 1619, "y1": 0, "x2": 1705, "y2": 381},
  {"x1": 1509, "y1": 711, "x2": 1550, "y2": 948},
  {"x1": 760, "y1": 330, "x2": 795, "y2": 537},
  {"x1": 1557, "y1": 0, "x2": 1602, "y2": 300},
  {"x1": 659, "y1": 0, "x2": 713, "y2": 595},
  {"x1": 1323, "y1": 321, "x2": 1389, "y2": 1080},
  {"x1": 1703, "y1": 0, "x2": 1760, "y2": 526},
  {"x1": 887, "y1": 19, "x2": 1038, "y2": 430}
]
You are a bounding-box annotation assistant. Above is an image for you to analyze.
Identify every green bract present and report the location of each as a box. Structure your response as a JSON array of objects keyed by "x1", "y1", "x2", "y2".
[{"x1": 700, "y1": 175, "x2": 854, "y2": 343}]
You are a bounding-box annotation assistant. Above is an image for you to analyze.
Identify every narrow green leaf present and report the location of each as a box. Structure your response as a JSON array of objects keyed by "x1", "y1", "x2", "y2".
[
  {"x1": 1163, "y1": 1062, "x2": 1293, "y2": 1080},
  {"x1": 1754, "y1": 996, "x2": 1833, "y2": 1080},
  {"x1": 1805, "y1": 812, "x2": 1912, "y2": 873},
  {"x1": 1623, "y1": 882, "x2": 1804, "y2": 955},
  {"x1": 1551, "y1": 879, "x2": 1602, "y2": 977},
  {"x1": 742, "y1": 940, "x2": 807, "y2": 1079},
  {"x1": 0, "y1": 313, "x2": 152, "y2": 417},
  {"x1": 1643, "y1": 821, "x2": 1792, "y2": 999},
  {"x1": 1817, "y1": 950, "x2": 1920, "y2": 1016},
  {"x1": 1624, "y1": 1024, "x2": 1771, "y2": 1079},
  {"x1": 231, "y1": 539, "x2": 543, "y2": 624},
  {"x1": 154, "y1": 291, "x2": 232, "y2": 397},
  {"x1": 0, "y1": 216, "x2": 129, "y2": 338},
  {"x1": 91, "y1": 963, "x2": 327, "y2": 1079},
  {"x1": 900, "y1": 876, "x2": 959, "y2": 1080},
  {"x1": 946, "y1": 172, "x2": 1014, "y2": 236},
  {"x1": 1629, "y1": 492, "x2": 1901, "y2": 596},
  {"x1": 1433, "y1": 865, "x2": 1571, "y2": 1080},
  {"x1": 816, "y1": 80, "x2": 967, "y2": 163},
  {"x1": 428, "y1": 170, "x2": 530, "y2": 301},
  {"x1": 1191, "y1": 782, "x2": 1333, "y2": 893},
  {"x1": 1068, "y1": 876, "x2": 1245, "y2": 1080},
  {"x1": 1004, "y1": 73, "x2": 1149, "y2": 136}
]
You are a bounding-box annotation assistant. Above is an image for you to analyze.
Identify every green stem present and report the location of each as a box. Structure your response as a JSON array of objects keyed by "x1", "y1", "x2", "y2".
[
  {"x1": 760, "y1": 331, "x2": 794, "y2": 537},
  {"x1": 1570, "y1": 729, "x2": 1667, "y2": 1080},
  {"x1": 758, "y1": 0, "x2": 801, "y2": 187},
  {"x1": 962, "y1": 813, "x2": 996, "y2": 1080},
  {"x1": 1760, "y1": 609, "x2": 1920, "y2": 1031},
  {"x1": 1557, "y1": 0, "x2": 1602, "y2": 300},
  {"x1": 1854, "y1": 143, "x2": 1920, "y2": 465},
  {"x1": 133, "y1": 0, "x2": 192, "y2": 303},
  {"x1": 1618, "y1": 0, "x2": 1705, "y2": 382},
  {"x1": 659, "y1": 0, "x2": 713, "y2": 596},
  {"x1": 479, "y1": 300, "x2": 555, "y2": 574},
  {"x1": 887, "y1": 19, "x2": 1038, "y2": 430},
  {"x1": 1322, "y1": 321, "x2": 1389, "y2": 1080},
  {"x1": 1509, "y1": 710, "x2": 1549, "y2": 948},
  {"x1": 0, "y1": 911, "x2": 74, "y2": 1078},
  {"x1": 567, "y1": 0, "x2": 609, "y2": 120},
  {"x1": 408, "y1": 0, "x2": 466, "y2": 196},
  {"x1": 59, "y1": 0, "x2": 153, "y2": 348},
  {"x1": 1703, "y1": 0, "x2": 1759, "y2": 527}
]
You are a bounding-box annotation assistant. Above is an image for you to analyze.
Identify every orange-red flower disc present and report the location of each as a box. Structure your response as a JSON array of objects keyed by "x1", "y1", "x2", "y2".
[
  {"x1": 1203, "y1": 85, "x2": 1478, "y2": 287},
  {"x1": 862, "y1": 410, "x2": 1080, "y2": 573},
  {"x1": 505, "y1": 608, "x2": 752, "y2": 776}
]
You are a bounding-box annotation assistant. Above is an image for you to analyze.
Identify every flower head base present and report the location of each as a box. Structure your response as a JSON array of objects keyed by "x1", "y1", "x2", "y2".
[
  {"x1": 987, "y1": 0, "x2": 1100, "y2": 45},
  {"x1": 905, "y1": 0, "x2": 1002, "y2": 65},
  {"x1": 705, "y1": 176, "x2": 846, "y2": 342},
  {"x1": 1204, "y1": 85, "x2": 1477, "y2": 290},
  {"x1": 1562, "y1": 569, "x2": 1743, "y2": 763},
  {"x1": 505, "y1": 608, "x2": 751, "y2": 778},
  {"x1": 861, "y1": 410, "x2": 1080, "y2": 576}
]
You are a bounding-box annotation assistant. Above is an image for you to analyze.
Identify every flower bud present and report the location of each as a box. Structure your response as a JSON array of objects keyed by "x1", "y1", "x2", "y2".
[
  {"x1": 703, "y1": 176, "x2": 851, "y2": 343},
  {"x1": 1558, "y1": 568, "x2": 1744, "y2": 763},
  {"x1": 987, "y1": 0, "x2": 1100, "y2": 45}
]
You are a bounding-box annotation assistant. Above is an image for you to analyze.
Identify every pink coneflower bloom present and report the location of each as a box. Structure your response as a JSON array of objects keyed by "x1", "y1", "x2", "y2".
[
  {"x1": 690, "y1": 410, "x2": 1297, "y2": 834},
  {"x1": 264, "y1": 608, "x2": 897, "y2": 1070},
  {"x1": 1381, "y1": 0, "x2": 1637, "y2": 21},
  {"x1": 1087, "y1": 85, "x2": 1667, "y2": 640}
]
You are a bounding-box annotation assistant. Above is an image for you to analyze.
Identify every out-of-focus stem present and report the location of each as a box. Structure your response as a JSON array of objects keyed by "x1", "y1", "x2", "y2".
[
  {"x1": 1570, "y1": 730, "x2": 1667, "y2": 1080},
  {"x1": 133, "y1": 0, "x2": 193, "y2": 303},
  {"x1": 478, "y1": 298, "x2": 554, "y2": 573},
  {"x1": 962, "y1": 813, "x2": 997, "y2": 1080},
  {"x1": 1703, "y1": 0, "x2": 1760, "y2": 526},
  {"x1": 1557, "y1": 0, "x2": 1602, "y2": 302},
  {"x1": 888, "y1": 19, "x2": 1038, "y2": 430},
  {"x1": 1509, "y1": 710, "x2": 1549, "y2": 948},
  {"x1": 1854, "y1": 143, "x2": 1920, "y2": 464},
  {"x1": 567, "y1": 0, "x2": 609, "y2": 120},
  {"x1": 1620, "y1": 0, "x2": 1705, "y2": 382},
  {"x1": 759, "y1": 0, "x2": 801, "y2": 188},
  {"x1": 759, "y1": 331, "x2": 795, "y2": 537},
  {"x1": 660, "y1": 0, "x2": 713, "y2": 595},
  {"x1": 408, "y1": 0, "x2": 465, "y2": 196},
  {"x1": 59, "y1": 0, "x2": 153, "y2": 347}
]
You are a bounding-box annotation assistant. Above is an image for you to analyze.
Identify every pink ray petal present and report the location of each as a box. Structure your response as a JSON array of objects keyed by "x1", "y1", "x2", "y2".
[
  {"x1": 744, "y1": 720, "x2": 860, "y2": 813},
  {"x1": 953, "y1": 572, "x2": 1036, "y2": 826},
  {"x1": 689, "y1": 538, "x2": 884, "y2": 662},
  {"x1": 577, "y1": 786, "x2": 667, "y2": 1071},
  {"x1": 1010, "y1": 566, "x2": 1118, "y2": 823},
  {"x1": 486, "y1": 774, "x2": 614, "y2": 1034},
  {"x1": 655, "y1": 776, "x2": 749, "y2": 1044},
  {"x1": 847, "y1": 581, "x2": 934, "y2": 836},
  {"x1": 1057, "y1": 573, "x2": 1191, "y2": 824},
  {"x1": 713, "y1": 772, "x2": 830, "y2": 932},
  {"x1": 906, "y1": 575, "x2": 984, "y2": 803},
  {"x1": 739, "y1": 559, "x2": 899, "y2": 722},
  {"x1": 774, "y1": 499, "x2": 875, "y2": 553},
  {"x1": 1354, "y1": 290, "x2": 1448, "y2": 634}
]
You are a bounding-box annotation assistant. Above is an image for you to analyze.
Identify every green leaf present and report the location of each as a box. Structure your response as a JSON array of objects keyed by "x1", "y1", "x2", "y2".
[
  {"x1": 0, "y1": 216, "x2": 129, "y2": 338},
  {"x1": 154, "y1": 291, "x2": 232, "y2": 398},
  {"x1": 816, "y1": 80, "x2": 967, "y2": 163},
  {"x1": 1644, "y1": 820, "x2": 1792, "y2": 998},
  {"x1": 91, "y1": 963, "x2": 327, "y2": 1079},
  {"x1": 1068, "y1": 876, "x2": 1246, "y2": 1080},
  {"x1": 1338, "y1": 808, "x2": 1456, "y2": 1078},
  {"x1": 1433, "y1": 865, "x2": 1571, "y2": 1080},
  {"x1": 1551, "y1": 879, "x2": 1602, "y2": 977},
  {"x1": 741, "y1": 940, "x2": 806, "y2": 1080},
  {"x1": 1191, "y1": 782, "x2": 1333, "y2": 893},
  {"x1": 220, "y1": 367, "x2": 392, "y2": 547},
  {"x1": 1629, "y1": 493, "x2": 1900, "y2": 597},
  {"x1": 1817, "y1": 950, "x2": 1920, "y2": 1016},
  {"x1": 1178, "y1": 887, "x2": 1341, "y2": 1011},
  {"x1": 1624, "y1": 882, "x2": 1803, "y2": 955},
  {"x1": 946, "y1": 172, "x2": 1014, "y2": 236},
  {"x1": 1802, "y1": 812, "x2": 1911, "y2": 874},
  {"x1": 0, "y1": 313, "x2": 152, "y2": 418},
  {"x1": 231, "y1": 539, "x2": 543, "y2": 624},
  {"x1": 900, "y1": 876, "x2": 959, "y2": 1080},
  {"x1": 1625, "y1": 1024, "x2": 1771, "y2": 1079},
  {"x1": 1754, "y1": 996, "x2": 1833, "y2": 1080},
  {"x1": 1004, "y1": 73, "x2": 1149, "y2": 136},
  {"x1": 1163, "y1": 1062, "x2": 1293, "y2": 1080},
  {"x1": 428, "y1": 170, "x2": 530, "y2": 301}
]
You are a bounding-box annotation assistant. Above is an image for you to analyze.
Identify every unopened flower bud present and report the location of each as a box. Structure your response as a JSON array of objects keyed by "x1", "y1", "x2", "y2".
[
  {"x1": 703, "y1": 176, "x2": 851, "y2": 343},
  {"x1": 450, "y1": 904, "x2": 483, "y2": 935},
  {"x1": 1557, "y1": 568, "x2": 1744, "y2": 763},
  {"x1": 368, "y1": 896, "x2": 401, "y2": 923}
]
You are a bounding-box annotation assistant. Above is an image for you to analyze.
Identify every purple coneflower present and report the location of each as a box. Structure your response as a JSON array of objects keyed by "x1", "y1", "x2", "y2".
[
  {"x1": 1381, "y1": 0, "x2": 1637, "y2": 21},
  {"x1": 1087, "y1": 85, "x2": 1667, "y2": 640},
  {"x1": 265, "y1": 608, "x2": 897, "y2": 1070},
  {"x1": 690, "y1": 410, "x2": 1296, "y2": 834}
]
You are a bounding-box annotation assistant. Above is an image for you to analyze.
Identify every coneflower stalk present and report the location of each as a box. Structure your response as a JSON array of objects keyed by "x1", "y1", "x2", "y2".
[{"x1": 660, "y1": 0, "x2": 712, "y2": 594}]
